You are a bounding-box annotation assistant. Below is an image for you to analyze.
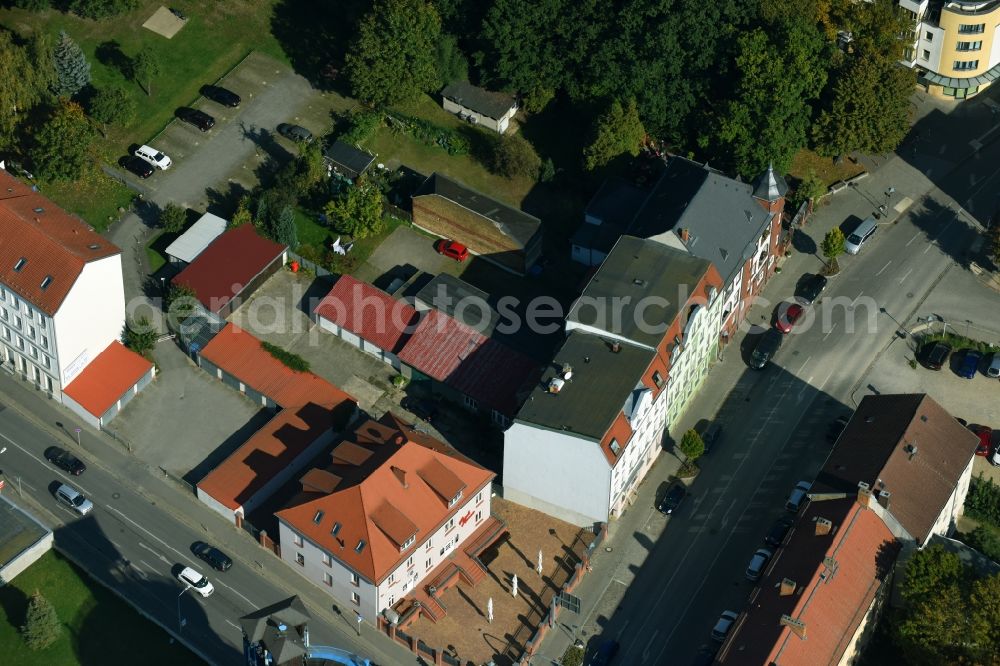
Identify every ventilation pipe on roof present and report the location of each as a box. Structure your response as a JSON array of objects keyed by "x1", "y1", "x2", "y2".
[
  {"x1": 857, "y1": 481, "x2": 873, "y2": 508},
  {"x1": 780, "y1": 615, "x2": 807, "y2": 639}
]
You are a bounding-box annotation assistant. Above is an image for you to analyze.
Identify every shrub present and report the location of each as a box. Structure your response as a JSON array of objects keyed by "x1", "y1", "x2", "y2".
[
  {"x1": 159, "y1": 202, "x2": 187, "y2": 233},
  {"x1": 122, "y1": 316, "x2": 157, "y2": 356},
  {"x1": 340, "y1": 110, "x2": 383, "y2": 145},
  {"x1": 489, "y1": 133, "x2": 541, "y2": 179},
  {"x1": 964, "y1": 524, "x2": 1000, "y2": 562},
  {"x1": 387, "y1": 112, "x2": 469, "y2": 155},
  {"x1": 261, "y1": 341, "x2": 310, "y2": 372}
]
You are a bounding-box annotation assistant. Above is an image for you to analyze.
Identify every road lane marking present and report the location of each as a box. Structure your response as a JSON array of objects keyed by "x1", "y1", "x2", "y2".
[
  {"x1": 923, "y1": 243, "x2": 933, "y2": 254},
  {"x1": 851, "y1": 292, "x2": 864, "y2": 306},
  {"x1": 642, "y1": 629, "x2": 660, "y2": 661},
  {"x1": 107, "y1": 506, "x2": 190, "y2": 562},
  {"x1": 906, "y1": 233, "x2": 920, "y2": 246},
  {"x1": 797, "y1": 357, "x2": 812, "y2": 374},
  {"x1": 215, "y1": 580, "x2": 256, "y2": 607},
  {"x1": 898, "y1": 268, "x2": 913, "y2": 285},
  {"x1": 225, "y1": 619, "x2": 241, "y2": 631},
  {"x1": 875, "y1": 261, "x2": 892, "y2": 276},
  {"x1": 823, "y1": 323, "x2": 838, "y2": 341},
  {"x1": 137, "y1": 540, "x2": 172, "y2": 565}
]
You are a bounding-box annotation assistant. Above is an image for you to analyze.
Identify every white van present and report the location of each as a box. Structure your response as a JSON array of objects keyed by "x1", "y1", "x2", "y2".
[
  {"x1": 844, "y1": 216, "x2": 877, "y2": 255},
  {"x1": 134, "y1": 144, "x2": 172, "y2": 170}
]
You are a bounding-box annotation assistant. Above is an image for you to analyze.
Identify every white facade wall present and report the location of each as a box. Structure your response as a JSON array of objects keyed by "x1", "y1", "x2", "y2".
[
  {"x1": 197, "y1": 487, "x2": 238, "y2": 522},
  {"x1": 503, "y1": 423, "x2": 612, "y2": 526},
  {"x1": 316, "y1": 316, "x2": 400, "y2": 369},
  {"x1": 917, "y1": 22, "x2": 946, "y2": 70},
  {"x1": 441, "y1": 98, "x2": 516, "y2": 134},
  {"x1": 925, "y1": 455, "x2": 975, "y2": 545},
  {"x1": 665, "y1": 294, "x2": 724, "y2": 430},
  {"x1": 0, "y1": 287, "x2": 59, "y2": 394},
  {"x1": 54, "y1": 255, "x2": 125, "y2": 389},
  {"x1": 610, "y1": 390, "x2": 666, "y2": 518}
]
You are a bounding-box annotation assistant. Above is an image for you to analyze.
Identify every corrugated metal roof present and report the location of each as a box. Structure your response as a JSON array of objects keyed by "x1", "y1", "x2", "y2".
[
  {"x1": 314, "y1": 276, "x2": 418, "y2": 353},
  {"x1": 164, "y1": 212, "x2": 228, "y2": 264}
]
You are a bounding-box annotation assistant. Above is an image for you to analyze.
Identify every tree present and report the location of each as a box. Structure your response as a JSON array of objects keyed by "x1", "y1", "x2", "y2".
[
  {"x1": 20, "y1": 591, "x2": 61, "y2": 650},
  {"x1": 14, "y1": 0, "x2": 51, "y2": 9},
  {"x1": 539, "y1": 157, "x2": 556, "y2": 183},
  {"x1": 52, "y1": 31, "x2": 91, "y2": 99},
  {"x1": 122, "y1": 316, "x2": 157, "y2": 356},
  {"x1": 583, "y1": 98, "x2": 645, "y2": 171},
  {"x1": 28, "y1": 32, "x2": 56, "y2": 100},
  {"x1": 159, "y1": 203, "x2": 187, "y2": 233},
  {"x1": 70, "y1": 0, "x2": 139, "y2": 19},
  {"x1": 268, "y1": 205, "x2": 298, "y2": 248},
  {"x1": 323, "y1": 177, "x2": 385, "y2": 239},
  {"x1": 988, "y1": 219, "x2": 1000, "y2": 267},
  {"x1": 229, "y1": 196, "x2": 253, "y2": 228},
  {"x1": 88, "y1": 85, "x2": 136, "y2": 137},
  {"x1": 968, "y1": 573, "x2": 1000, "y2": 660},
  {"x1": 965, "y1": 524, "x2": 1000, "y2": 562},
  {"x1": 0, "y1": 31, "x2": 50, "y2": 151},
  {"x1": 679, "y1": 429, "x2": 705, "y2": 463},
  {"x1": 792, "y1": 170, "x2": 825, "y2": 211},
  {"x1": 813, "y1": 55, "x2": 914, "y2": 157},
  {"x1": 131, "y1": 46, "x2": 160, "y2": 97},
  {"x1": 298, "y1": 140, "x2": 327, "y2": 190},
  {"x1": 899, "y1": 544, "x2": 964, "y2": 606},
  {"x1": 345, "y1": 0, "x2": 442, "y2": 107},
  {"x1": 436, "y1": 33, "x2": 468, "y2": 86},
  {"x1": 31, "y1": 100, "x2": 95, "y2": 182},
  {"x1": 895, "y1": 583, "x2": 968, "y2": 664},
  {"x1": 821, "y1": 228, "x2": 845, "y2": 272},
  {"x1": 489, "y1": 133, "x2": 541, "y2": 179},
  {"x1": 165, "y1": 283, "x2": 199, "y2": 328}
]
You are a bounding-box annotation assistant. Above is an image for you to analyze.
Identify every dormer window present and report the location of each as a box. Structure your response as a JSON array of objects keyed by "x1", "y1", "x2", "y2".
[
  {"x1": 610, "y1": 439, "x2": 622, "y2": 456},
  {"x1": 652, "y1": 371, "x2": 664, "y2": 388},
  {"x1": 448, "y1": 490, "x2": 463, "y2": 508},
  {"x1": 399, "y1": 535, "x2": 416, "y2": 552},
  {"x1": 40, "y1": 276, "x2": 52, "y2": 290},
  {"x1": 14, "y1": 258, "x2": 26, "y2": 272},
  {"x1": 331, "y1": 522, "x2": 342, "y2": 536},
  {"x1": 355, "y1": 539, "x2": 366, "y2": 553}
]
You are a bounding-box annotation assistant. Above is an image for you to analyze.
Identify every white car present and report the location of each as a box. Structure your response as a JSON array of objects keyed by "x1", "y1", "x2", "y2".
[
  {"x1": 987, "y1": 352, "x2": 1000, "y2": 379},
  {"x1": 712, "y1": 610, "x2": 739, "y2": 642},
  {"x1": 55, "y1": 483, "x2": 93, "y2": 516},
  {"x1": 134, "y1": 144, "x2": 172, "y2": 170},
  {"x1": 785, "y1": 480, "x2": 812, "y2": 513},
  {"x1": 177, "y1": 566, "x2": 214, "y2": 597},
  {"x1": 746, "y1": 547, "x2": 774, "y2": 581}
]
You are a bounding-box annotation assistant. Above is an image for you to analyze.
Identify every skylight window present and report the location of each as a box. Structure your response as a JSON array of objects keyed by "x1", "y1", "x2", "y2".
[
  {"x1": 331, "y1": 522, "x2": 342, "y2": 536},
  {"x1": 14, "y1": 258, "x2": 26, "y2": 272},
  {"x1": 610, "y1": 439, "x2": 622, "y2": 456},
  {"x1": 313, "y1": 510, "x2": 324, "y2": 524},
  {"x1": 40, "y1": 276, "x2": 52, "y2": 290},
  {"x1": 355, "y1": 539, "x2": 366, "y2": 553}
]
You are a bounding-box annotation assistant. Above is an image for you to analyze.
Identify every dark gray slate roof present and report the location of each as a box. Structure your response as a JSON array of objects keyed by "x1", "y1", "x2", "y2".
[
  {"x1": 515, "y1": 330, "x2": 655, "y2": 440},
  {"x1": 324, "y1": 140, "x2": 375, "y2": 178},
  {"x1": 568, "y1": 236, "x2": 714, "y2": 349},
  {"x1": 414, "y1": 172, "x2": 541, "y2": 248},
  {"x1": 240, "y1": 596, "x2": 310, "y2": 665},
  {"x1": 441, "y1": 81, "x2": 516, "y2": 120},
  {"x1": 628, "y1": 157, "x2": 775, "y2": 284},
  {"x1": 415, "y1": 273, "x2": 498, "y2": 334}
]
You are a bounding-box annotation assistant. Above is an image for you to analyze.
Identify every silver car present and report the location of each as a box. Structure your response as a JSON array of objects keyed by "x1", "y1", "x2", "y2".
[
  {"x1": 987, "y1": 352, "x2": 1000, "y2": 378},
  {"x1": 55, "y1": 483, "x2": 93, "y2": 516}
]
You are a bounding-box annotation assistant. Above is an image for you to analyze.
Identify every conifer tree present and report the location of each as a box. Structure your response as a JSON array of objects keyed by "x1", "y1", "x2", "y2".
[{"x1": 52, "y1": 31, "x2": 91, "y2": 98}]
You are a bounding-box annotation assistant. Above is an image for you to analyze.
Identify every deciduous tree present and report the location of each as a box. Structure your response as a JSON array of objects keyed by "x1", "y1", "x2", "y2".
[
  {"x1": 436, "y1": 33, "x2": 468, "y2": 86},
  {"x1": 489, "y1": 133, "x2": 541, "y2": 179},
  {"x1": 52, "y1": 31, "x2": 91, "y2": 99},
  {"x1": 122, "y1": 316, "x2": 157, "y2": 356},
  {"x1": 165, "y1": 283, "x2": 198, "y2": 328},
  {"x1": 821, "y1": 228, "x2": 845, "y2": 271},
  {"x1": 229, "y1": 196, "x2": 253, "y2": 229},
  {"x1": 899, "y1": 544, "x2": 964, "y2": 605},
  {"x1": 31, "y1": 100, "x2": 94, "y2": 182},
  {"x1": 0, "y1": 31, "x2": 49, "y2": 151},
  {"x1": 131, "y1": 46, "x2": 160, "y2": 97},
  {"x1": 990, "y1": 224, "x2": 1000, "y2": 267},
  {"x1": 70, "y1": 0, "x2": 139, "y2": 20},
  {"x1": 583, "y1": 98, "x2": 645, "y2": 171},
  {"x1": 20, "y1": 591, "x2": 61, "y2": 650},
  {"x1": 969, "y1": 573, "x2": 1000, "y2": 660},
  {"x1": 88, "y1": 85, "x2": 136, "y2": 137},
  {"x1": 679, "y1": 429, "x2": 705, "y2": 463},
  {"x1": 345, "y1": 0, "x2": 441, "y2": 107},
  {"x1": 895, "y1": 583, "x2": 968, "y2": 664},
  {"x1": 158, "y1": 203, "x2": 187, "y2": 233},
  {"x1": 323, "y1": 177, "x2": 385, "y2": 239}
]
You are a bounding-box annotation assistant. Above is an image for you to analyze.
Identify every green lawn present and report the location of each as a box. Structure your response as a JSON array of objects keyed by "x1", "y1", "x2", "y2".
[
  {"x1": 145, "y1": 230, "x2": 179, "y2": 273},
  {"x1": 39, "y1": 169, "x2": 136, "y2": 233},
  {"x1": 0, "y1": 550, "x2": 199, "y2": 666},
  {"x1": 788, "y1": 148, "x2": 867, "y2": 188}
]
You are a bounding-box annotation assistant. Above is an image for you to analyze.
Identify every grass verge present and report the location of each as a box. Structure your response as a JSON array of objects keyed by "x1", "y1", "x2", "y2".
[{"x1": 788, "y1": 148, "x2": 866, "y2": 186}]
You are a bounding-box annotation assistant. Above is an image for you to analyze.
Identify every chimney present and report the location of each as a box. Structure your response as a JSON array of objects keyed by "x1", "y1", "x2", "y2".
[
  {"x1": 878, "y1": 490, "x2": 891, "y2": 510},
  {"x1": 393, "y1": 433, "x2": 405, "y2": 446},
  {"x1": 679, "y1": 227, "x2": 690, "y2": 242},
  {"x1": 610, "y1": 342, "x2": 621, "y2": 353},
  {"x1": 779, "y1": 578, "x2": 797, "y2": 596},
  {"x1": 905, "y1": 442, "x2": 918, "y2": 460},
  {"x1": 779, "y1": 615, "x2": 807, "y2": 639},
  {"x1": 815, "y1": 517, "x2": 833, "y2": 536},
  {"x1": 548, "y1": 377, "x2": 565, "y2": 394},
  {"x1": 391, "y1": 465, "x2": 407, "y2": 488},
  {"x1": 857, "y1": 481, "x2": 872, "y2": 508}
]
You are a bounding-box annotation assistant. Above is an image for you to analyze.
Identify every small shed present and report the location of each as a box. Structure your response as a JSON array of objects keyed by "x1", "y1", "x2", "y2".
[
  {"x1": 440, "y1": 82, "x2": 518, "y2": 134},
  {"x1": 165, "y1": 212, "x2": 228, "y2": 265},
  {"x1": 323, "y1": 140, "x2": 375, "y2": 180},
  {"x1": 62, "y1": 341, "x2": 156, "y2": 428}
]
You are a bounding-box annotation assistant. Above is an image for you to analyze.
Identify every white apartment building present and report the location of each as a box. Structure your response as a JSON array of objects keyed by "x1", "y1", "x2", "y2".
[{"x1": 0, "y1": 170, "x2": 125, "y2": 399}]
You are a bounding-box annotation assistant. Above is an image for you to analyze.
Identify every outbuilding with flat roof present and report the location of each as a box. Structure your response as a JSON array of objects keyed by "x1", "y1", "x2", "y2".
[{"x1": 165, "y1": 212, "x2": 227, "y2": 265}]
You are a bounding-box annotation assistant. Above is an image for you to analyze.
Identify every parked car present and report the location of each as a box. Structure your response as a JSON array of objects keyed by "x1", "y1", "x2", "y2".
[
  {"x1": 700, "y1": 422, "x2": 723, "y2": 454},
  {"x1": 589, "y1": 639, "x2": 619, "y2": 666},
  {"x1": 749, "y1": 328, "x2": 783, "y2": 370},
  {"x1": 988, "y1": 352, "x2": 1000, "y2": 378},
  {"x1": 958, "y1": 349, "x2": 983, "y2": 379},
  {"x1": 118, "y1": 155, "x2": 154, "y2": 179},
  {"x1": 711, "y1": 610, "x2": 739, "y2": 642},
  {"x1": 844, "y1": 216, "x2": 877, "y2": 255},
  {"x1": 176, "y1": 566, "x2": 214, "y2": 597},
  {"x1": 785, "y1": 481, "x2": 812, "y2": 513},
  {"x1": 973, "y1": 425, "x2": 992, "y2": 457},
  {"x1": 435, "y1": 239, "x2": 469, "y2": 262},
  {"x1": 191, "y1": 541, "x2": 233, "y2": 571},
  {"x1": 200, "y1": 85, "x2": 241, "y2": 107},
  {"x1": 918, "y1": 341, "x2": 952, "y2": 370},
  {"x1": 657, "y1": 484, "x2": 686, "y2": 515},
  {"x1": 798, "y1": 273, "x2": 827, "y2": 304},
  {"x1": 176, "y1": 107, "x2": 215, "y2": 131},
  {"x1": 44, "y1": 446, "x2": 86, "y2": 475},
  {"x1": 134, "y1": 144, "x2": 172, "y2": 169},
  {"x1": 401, "y1": 396, "x2": 438, "y2": 423},
  {"x1": 276, "y1": 123, "x2": 313, "y2": 142},
  {"x1": 746, "y1": 547, "x2": 774, "y2": 581},
  {"x1": 765, "y1": 517, "x2": 794, "y2": 548},
  {"x1": 775, "y1": 303, "x2": 805, "y2": 334},
  {"x1": 55, "y1": 483, "x2": 93, "y2": 515}
]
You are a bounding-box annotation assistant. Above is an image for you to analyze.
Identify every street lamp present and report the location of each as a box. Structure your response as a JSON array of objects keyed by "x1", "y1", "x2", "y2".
[{"x1": 177, "y1": 587, "x2": 190, "y2": 633}]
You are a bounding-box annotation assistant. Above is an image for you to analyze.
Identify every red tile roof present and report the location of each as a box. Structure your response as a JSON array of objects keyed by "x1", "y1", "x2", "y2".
[
  {"x1": 62, "y1": 341, "x2": 153, "y2": 417},
  {"x1": 718, "y1": 498, "x2": 900, "y2": 666},
  {"x1": 398, "y1": 309, "x2": 539, "y2": 416},
  {"x1": 196, "y1": 324, "x2": 356, "y2": 511},
  {"x1": 313, "y1": 275, "x2": 418, "y2": 353},
  {"x1": 0, "y1": 170, "x2": 121, "y2": 316},
  {"x1": 172, "y1": 224, "x2": 285, "y2": 314},
  {"x1": 276, "y1": 414, "x2": 494, "y2": 582}
]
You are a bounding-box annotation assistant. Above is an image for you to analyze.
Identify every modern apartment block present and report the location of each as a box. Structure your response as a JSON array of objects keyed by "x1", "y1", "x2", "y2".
[{"x1": 899, "y1": 0, "x2": 1000, "y2": 99}]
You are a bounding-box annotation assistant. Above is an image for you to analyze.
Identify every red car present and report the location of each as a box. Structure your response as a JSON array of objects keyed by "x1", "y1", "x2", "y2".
[
  {"x1": 775, "y1": 303, "x2": 805, "y2": 334},
  {"x1": 435, "y1": 239, "x2": 469, "y2": 262},
  {"x1": 974, "y1": 425, "x2": 993, "y2": 457}
]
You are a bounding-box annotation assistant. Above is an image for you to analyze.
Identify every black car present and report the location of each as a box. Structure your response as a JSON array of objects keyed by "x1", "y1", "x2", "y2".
[
  {"x1": 192, "y1": 541, "x2": 232, "y2": 571},
  {"x1": 401, "y1": 396, "x2": 438, "y2": 423},
  {"x1": 749, "y1": 328, "x2": 783, "y2": 370},
  {"x1": 918, "y1": 341, "x2": 952, "y2": 370},
  {"x1": 44, "y1": 446, "x2": 86, "y2": 476},
  {"x1": 764, "y1": 517, "x2": 794, "y2": 547},
  {"x1": 277, "y1": 123, "x2": 313, "y2": 143},
  {"x1": 176, "y1": 107, "x2": 215, "y2": 131},
  {"x1": 798, "y1": 273, "x2": 827, "y2": 304},
  {"x1": 657, "y1": 484, "x2": 686, "y2": 515},
  {"x1": 201, "y1": 85, "x2": 241, "y2": 107},
  {"x1": 118, "y1": 155, "x2": 154, "y2": 179}
]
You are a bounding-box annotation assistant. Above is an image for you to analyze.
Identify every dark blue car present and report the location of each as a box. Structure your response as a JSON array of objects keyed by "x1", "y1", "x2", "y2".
[{"x1": 959, "y1": 349, "x2": 982, "y2": 379}]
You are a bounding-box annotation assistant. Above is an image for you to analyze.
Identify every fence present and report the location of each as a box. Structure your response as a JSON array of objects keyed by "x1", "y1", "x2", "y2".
[
  {"x1": 287, "y1": 250, "x2": 335, "y2": 278},
  {"x1": 385, "y1": 202, "x2": 412, "y2": 222}
]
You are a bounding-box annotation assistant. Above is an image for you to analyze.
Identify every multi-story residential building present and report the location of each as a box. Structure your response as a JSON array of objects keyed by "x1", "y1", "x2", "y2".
[
  {"x1": 899, "y1": 0, "x2": 1000, "y2": 100},
  {"x1": 276, "y1": 413, "x2": 500, "y2": 626},
  {"x1": 0, "y1": 169, "x2": 125, "y2": 400},
  {"x1": 503, "y1": 237, "x2": 722, "y2": 525}
]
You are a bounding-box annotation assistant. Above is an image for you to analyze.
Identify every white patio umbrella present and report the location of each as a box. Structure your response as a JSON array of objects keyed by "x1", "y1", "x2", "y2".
[
  {"x1": 512, "y1": 574, "x2": 519, "y2": 598},
  {"x1": 487, "y1": 597, "x2": 494, "y2": 623},
  {"x1": 537, "y1": 549, "x2": 544, "y2": 575}
]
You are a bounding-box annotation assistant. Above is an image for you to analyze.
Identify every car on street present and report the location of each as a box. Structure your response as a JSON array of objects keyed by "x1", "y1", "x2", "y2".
[
  {"x1": 200, "y1": 85, "x2": 241, "y2": 107},
  {"x1": 775, "y1": 302, "x2": 805, "y2": 334},
  {"x1": 711, "y1": 610, "x2": 739, "y2": 642},
  {"x1": 749, "y1": 328, "x2": 782, "y2": 370},
  {"x1": 176, "y1": 566, "x2": 215, "y2": 597},
  {"x1": 276, "y1": 123, "x2": 313, "y2": 142},
  {"x1": 657, "y1": 484, "x2": 686, "y2": 515},
  {"x1": 401, "y1": 396, "x2": 438, "y2": 423},
  {"x1": 798, "y1": 273, "x2": 827, "y2": 304},
  {"x1": 958, "y1": 349, "x2": 983, "y2": 379},
  {"x1": 988, "y1": 352, "x2": 1000, "y2": 378},
  {"x1": 589, "y1": 639, "x2": 619, "y2": 666},
  {"x1": 973, "y1": 425, "x2": 992, "y2": 457},
  {"x1": 44, "y1": 446, "x2": 86, "y2": 475},
  {"x1": 746, "y1": 547, "x2": 774, "y2": 581},
  {"x1": 700, "y1": 422, "x2": 723, "y2": 454},
  {"x1": 118, "y1": 155, "x2": 154, "y2": 179},
  {"x1": 764, "y1": 516, "x2": 794, "y2": 547},
  {"x1": 176, "y1": 107, "x2": 215, "y2": 131},
  {"x1": 435, "y1": 239, "x2": 469, "y2": 262},
  {"x1": 918, "y1": 341, "x2": 952, "y2": 370},
  {"x1": 55, "y1": 483, "x2": 93, "y2": 515},
  {"x1": 785, "y1": 480, "x2": 812, "y2": 513},
  {"x1": 134, "y1": 144, "x2": 172, "y2": 169},
  {"x1": 192, "y1": 541, "x2": 233, "y2": 571}
]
